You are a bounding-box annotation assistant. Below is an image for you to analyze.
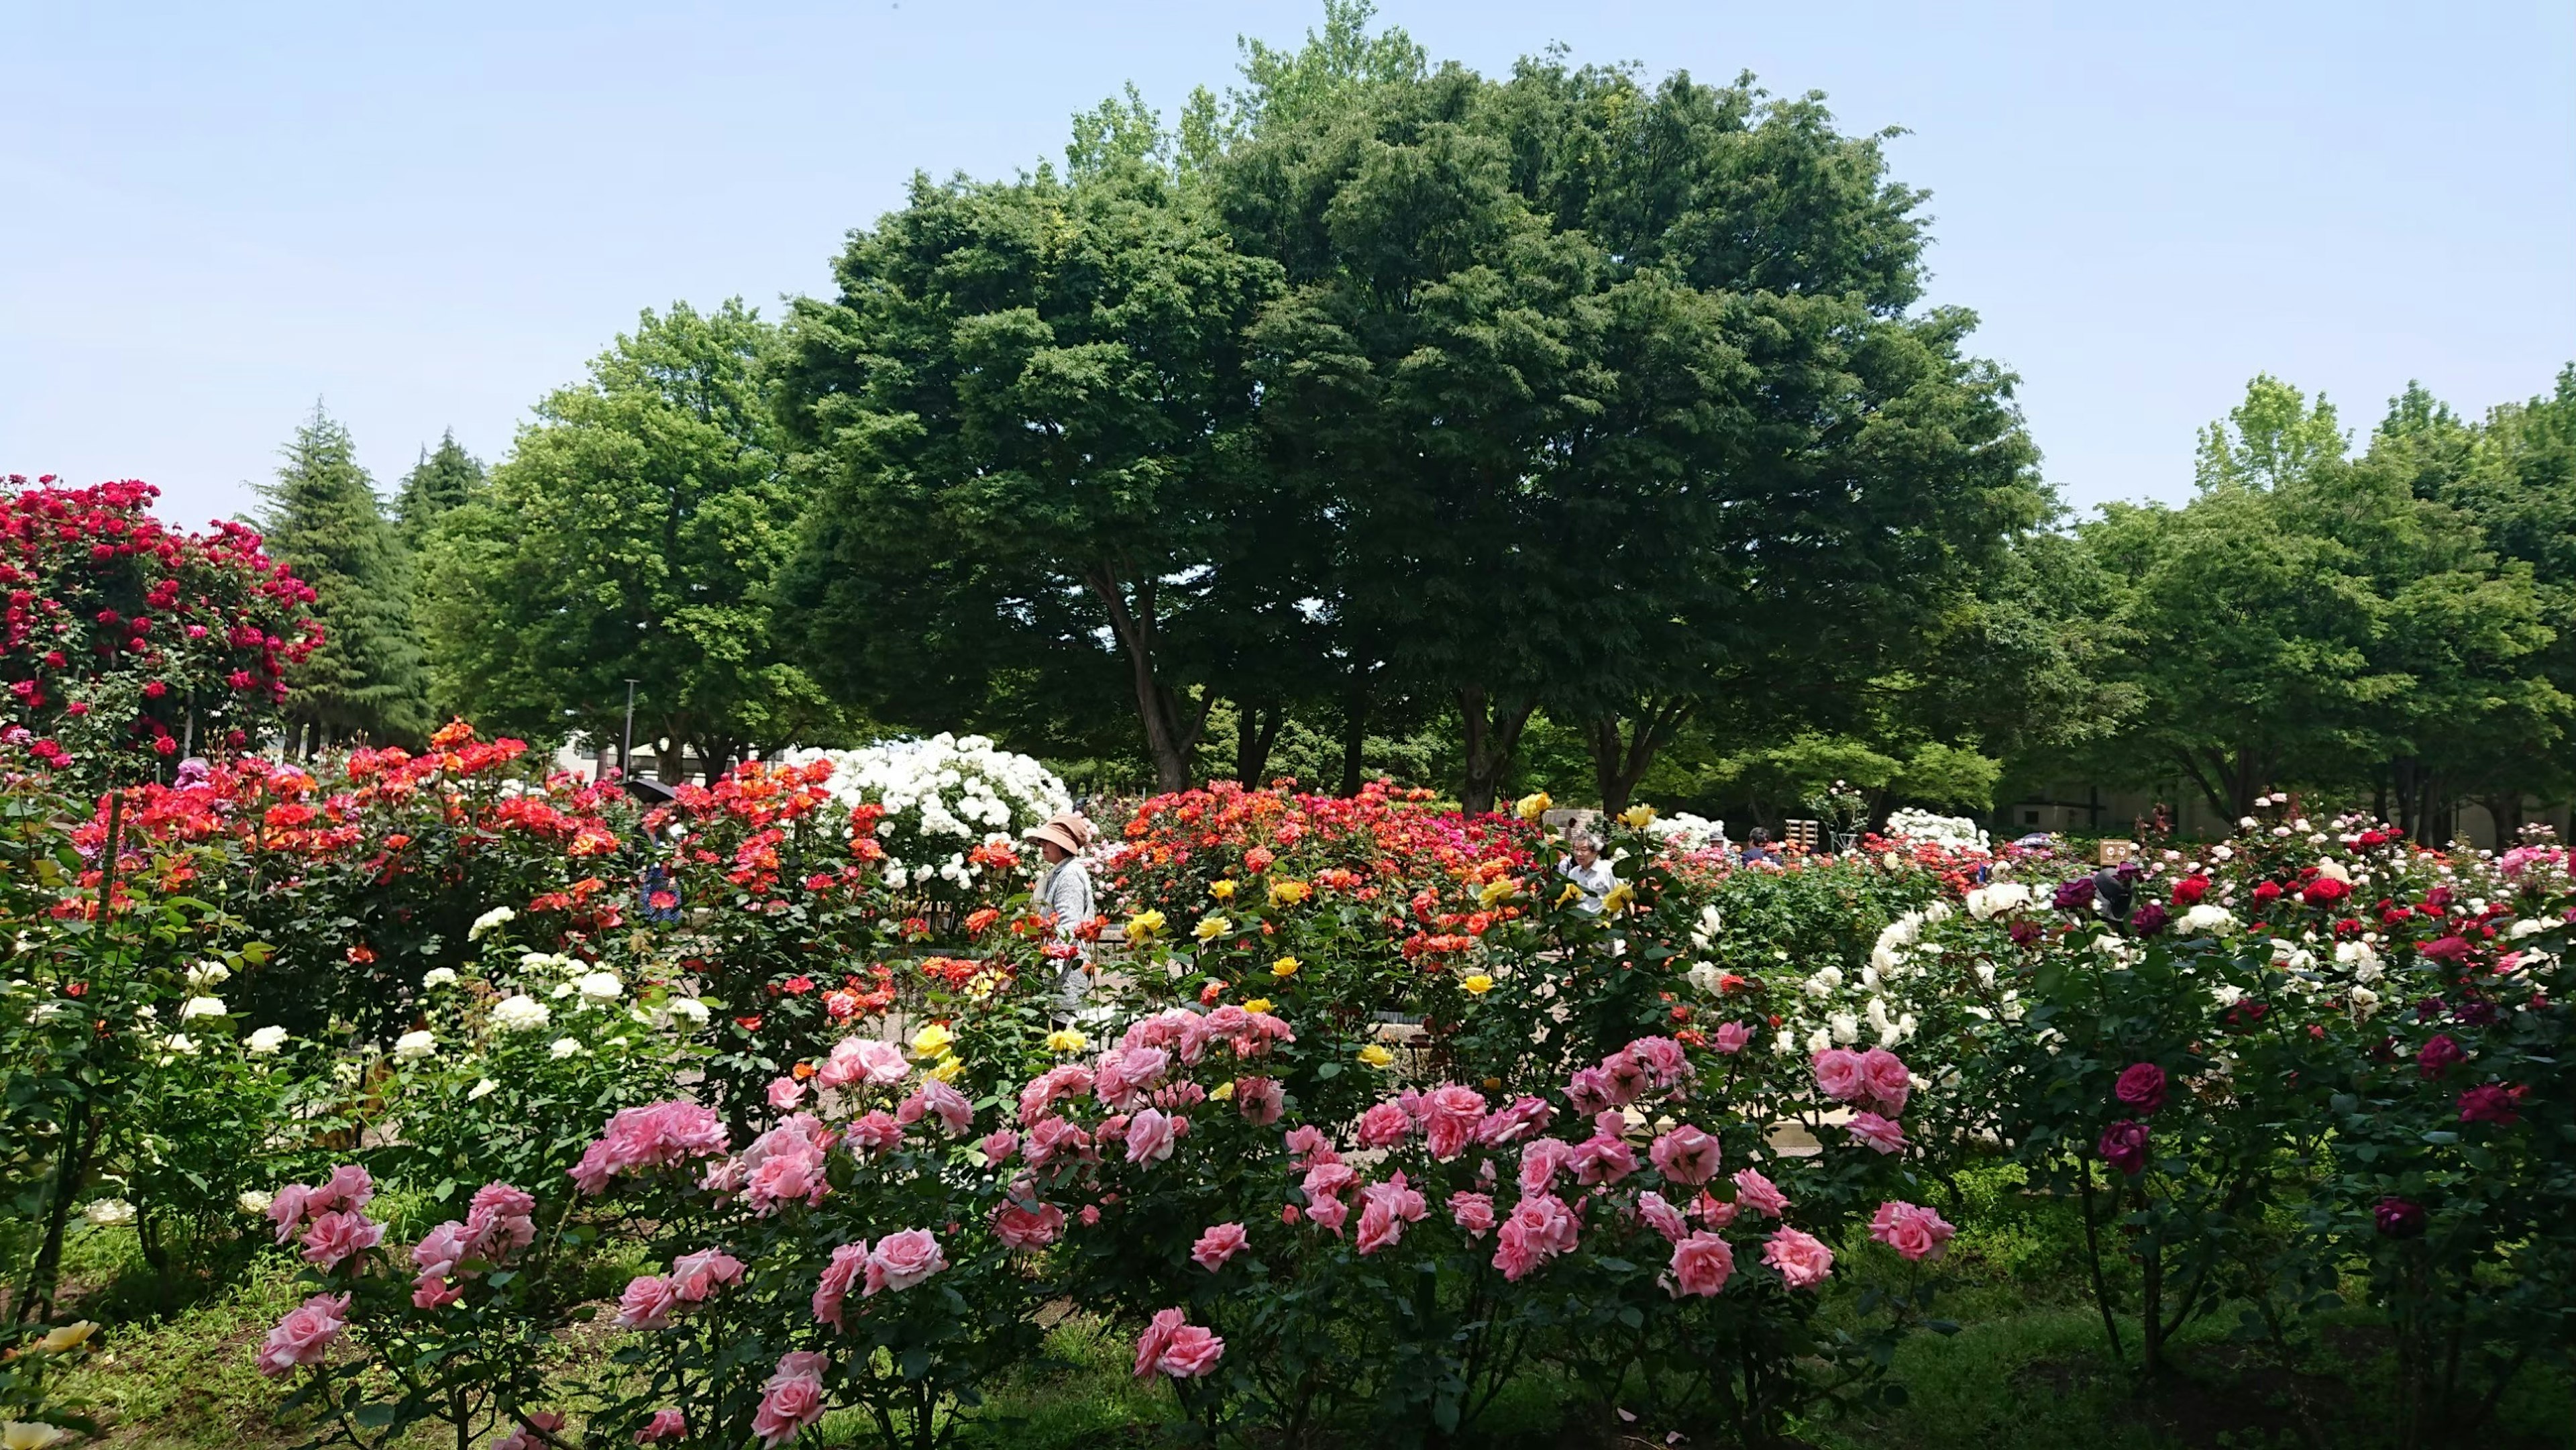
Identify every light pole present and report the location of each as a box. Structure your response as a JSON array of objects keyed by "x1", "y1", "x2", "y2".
[{"x1": 620, "y1": 680, "x2": 639, "y2": 782}]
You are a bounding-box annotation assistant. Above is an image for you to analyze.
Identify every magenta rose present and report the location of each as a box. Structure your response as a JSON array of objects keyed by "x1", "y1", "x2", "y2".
[
  {"x1": 2114, "y1": 1061, "x2": 2168, "y2": 1114},
  {"x1": 2416, "y1": 1034, "x2": 2465, "y2": 1078},
  {"x1": 2373, "y1": 1196, "x2": 2427, "y2": 1238},
  {"x1": 2098, "y1": 1119, "x2": 2150, "y2": 1175},
  {"x1": 2457, "y1": 1084, "x2": 2522, "y2": 1125}
]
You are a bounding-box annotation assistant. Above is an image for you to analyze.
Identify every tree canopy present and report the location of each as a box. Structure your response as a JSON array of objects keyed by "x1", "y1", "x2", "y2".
[{"x1": 256, "y1": 405, "x2": 431, "y2": 749}]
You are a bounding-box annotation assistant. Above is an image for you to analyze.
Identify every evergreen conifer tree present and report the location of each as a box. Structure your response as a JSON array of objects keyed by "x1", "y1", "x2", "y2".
[
  {"x1": 258, "y1": 404, "x2": 433, "y2": 750},
  {"x1": 395, "y1": 429, "x2": 484, "y2": 547}
]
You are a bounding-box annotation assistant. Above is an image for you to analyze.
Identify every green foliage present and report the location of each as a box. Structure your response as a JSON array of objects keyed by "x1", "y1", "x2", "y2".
[
  {"x1": 392, "y1": 430, "x2": 483, "y2": 551},
  {"x1": 424, "y1": 300, "x2": 851, "y2": 777},
  {"x1": 256, "y1": 406, "x2": 431, "y2": 749}
]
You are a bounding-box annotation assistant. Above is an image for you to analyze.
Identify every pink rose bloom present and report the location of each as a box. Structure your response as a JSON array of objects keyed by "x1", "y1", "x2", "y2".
[
  {"x1": 767, "y1": 1076, "x2": 808, "y2": 1110},
  {"x1": 981, "y1": 1129, "x2": 1019, "y2": 1164},
  {"x1": 1570, "y1": 1133, "x2": 1637, "y2": 1186},
  {"x1": 753, "y1": 1351, "x2": 829, "y2": 1447},
  {"x1": 411, "y1": 1219, "x2": 472, "y2": 1280},
  {"x1": 1191, "y1": 1222, "x2": 1249, "y2": 1272},
  {"x1": 1690, "y1": 1191, "x2": 1739, "y2": 1228},
  {"x1": 465, "y1": 1184, "x2": 536, "y2": 1256},
  {"x1": 1283, "y1": 1125, "x2": 1338, "y2": 1167},
  {"x1": 1811, "y1": 1047, "x2": 1866, "y2": 1104},
  {"x1": 614, "y1": 1272, "x2": 682, "y2": 1329},
  {"x1": 266, "y1": 1182, "x2": 316, "y2": 1243},
  {"x1": 1124, "y1": 1108, "x2": 1180, "y2": 1165},
  {"x1": 747, "y1": 1148, "x2": 826, "y2": 1213},
  {"x1": 1713, "y1": 1021, "x2": 1753, "y2": 1053},
  {"x1": 1650, "y1": 1125, "x2": 1723, "y2": 1186},
  {"x1": 301, "y1": 1209, "x2": 384, "y2": 1272},
  {"x1": 846, "y1": 1110, "x2": 904, "y2": 1156},
  {"x1": 1668, "y1": 1231, "x2": 1735, "y2": 1297},
  {"x1": 490, "y1": 1412, "x2": 567, "y2": 1450},
  {"x1": 820, "y1": 1036, "x2": 909, "y2": 1090},
  {"x1": 256, "y1": 1292, "x2": 350, "y2": 1377},
  {"x1": 994, "y1": 1199, "x2": 1066, "y2": 1249},
  {"x1": 1421, "y1": 1084, "x2": 1488, "y2": 1159},
  {"x1": 669, "y1": 1248, "x2": 746, "y2": 1302},
  {"x1": 1478, "y1": 1096, "x2": 1555, "y2": 1147},
  {"x1": 1868, "y1": 1200, "x2": 1957, "y2": 1262},
  {"x1": 412, "y1": 1274, "x2": 461, "y2": 1310},
  {"x1": 868, "y1": 1229, "x2": 946, "y2": 1292},
  {"x1": 1731, "y1": 1168, "x2": 1788, "y2": 1217},
  {"x1": 900, "y1": 1078, "x2": 975, "y2": 1135},
  {"x1": 317, "y1": 1163, "x2": 374, "y2": 1213},
  {"x1": 1638, "y1": 1190, "x2": 1690, "y2": 1243},
  {"x1": 1157, "y1": 1324, "x2": 1225, "y2": 1378},
  {"x1": 1859, "y1": 1048, "x2": 1911, "y2": 1113},
  {"x1": 812, "y1": 1243, "x2": 867, "y2": 1329},
  {"x1": 1762, "y1": 1227, "x2": 1835, "y2": 1288},
  {"x1": 1518, "y1": 1138, "x2": 1575, "y2": 1196},
  {"x1": 637, "y1": 1409, "x2": 688, "y2": 1443},
  {"x1": 1625, "y1": 1035, "x2": 1690, "y2": 1086},
  {"x1": 1132, "y1": 1306, "x2": 1185, "y2": 1378},
  {"x1": 1845, "y1": 1111, "x2": 1907, "y2": 1155},
  {"x1": 1355, "y1": 1198, "x2": 1405, "y2": 1255},
  {"x1": 1355, "y1": 1100, "x2": 1413, "y2": 1147},
  {"x1": 1305, "y1": 1192, "x2": 1348, "y2": 1235},
  {"x1": 1234, "y1": 1076, "x2": 1285, "y2": 1126},
  {"x1": 1301, "y1": 1161, "x2": 1356, "y2": 1203},
  {"x1": 1449, "y1": 1191, "x2": 1496, "y2": 1237}
]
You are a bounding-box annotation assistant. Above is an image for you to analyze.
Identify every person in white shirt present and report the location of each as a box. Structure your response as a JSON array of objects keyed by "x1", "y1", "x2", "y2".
[
  {"x1": 1024, "y1": 813, "x2": 1097, "y2": 1016},
  {"x1": 1556, "y1": 829, "x2": 1616, "y2": 913}
]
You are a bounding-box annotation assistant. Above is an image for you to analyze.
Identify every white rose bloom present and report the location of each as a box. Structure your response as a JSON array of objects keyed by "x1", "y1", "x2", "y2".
[
  {"x1": 549, "y1": 1037, "x2": 584, "y2": 1059},
  {"x1": 575, "y1": 971, "x2": 623, "y2": 1002},
  {"x1": 667, "y1": 996, "x2": 711, "y2": 1025},
  {"x1": 2334, "y1": 940, "x2": 2383, "y2": 981},
  {"x1": 468, "y1": 906, "x2": 516, "y2": 941},
  {"x1": 84, "y1": 1198, "x2": 136, "y2": 1227},
  {"x1": 186, "y1": 960, "x2": 231, "y2": 989},
  {"x1": 237, "y1": 1189, "x2": 273, "y2": 1215},
  {"x1": 246, "y1": 1025, "x2": 289, "y2": 1054},
  {"x1": 2181, "y1": 904, "x2": 2237, "y2": 933},
  {"x1": 2239, "y1": 817, "x2": 2258, "y2": 830},
  {"x1": 178, "y1": 996, "x2": 227, "y2": 1020},
  {"x1": 467, "y1": 1078, "x2": 498, "y2": 1101},
  {"x1": 162, "y1": 1033, "x2": 199, "y2": 1056},
  {"x1": 1805, "y1": 1025, "x2": 1833, "y2": 1054},
  {"x1": 490, "y1": 994, "x2": 551, "y2": 1033},
  {"x1": 1827, "y1": 1011, "x2": 1861, "y2": 1045},
  {"x1": 1773, "y1": 1029, "x2": 1799, "y2": 1055},
  {"x1": 2510, "y1": 918, "x2": 2546, "y2": 940},
  {"x1": 393, "y1": 1029, "x2": 436, "y2": 1063},
  {"x1": 2212, "y1": 983, "x2": 2246, "y2": 1007},
  {"x1": 2349, "y1": 986, "x2": 2381, "y2": 1020},
  {"x1": 423, "y1": 968, "x2": 459, "y2": 989},
  {"x1": 1967, "y1": 882, "x2": 2033, "y2": 920},
  {"x1": 1685, "y1": 962, "x2": 1724, "y2": 996}
]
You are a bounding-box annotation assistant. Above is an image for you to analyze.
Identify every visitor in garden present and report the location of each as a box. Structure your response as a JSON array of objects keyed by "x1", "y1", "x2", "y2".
[
  {"x1": 1556, "y1": 828, "x2": 1616, "y2": 913},
  {"x1": 1740, "y1": 827, "x2": 1778, "y2": 865},
  {"x1": 1026, "y1": 812, "x2": 1098, "y2": 1015}
]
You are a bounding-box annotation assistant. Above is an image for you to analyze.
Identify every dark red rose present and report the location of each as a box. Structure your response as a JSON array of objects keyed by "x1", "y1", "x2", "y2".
[
  {"x1": 2374, "y1": 1196, "x2": 2426, "y2": 1238},
  {"x1": 2132, "y1": 902, "x2": 2170, "y2": 935},
  {"x1": 2301, "y1": 877, "x2": 2349, "y2": 907},
  {"x1": 2115, "y1": 1062, "x2": 2168, "y2": 1113},
  {"x1": 2098, "y1": 1119, "x2": 2150, "y2": 1176},
  {"x1": 2457, "y1": 1084, "x2": 2521, "y2": 1125},
  {"x1": 2420, "y1": 936, "x2": 2473, "y2": 965},
  {"x1": 2252, "y1": 880, "x2": 2284, "y2": 904},
  {"x1": 2416, "y1": 1034, "x2": 2464, "y2": 1078}
]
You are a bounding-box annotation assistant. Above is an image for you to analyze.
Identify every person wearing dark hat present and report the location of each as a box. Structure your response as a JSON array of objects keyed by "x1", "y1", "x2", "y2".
[{"x1": 1025, "y1": 813, "x2": 1098, "y2": 1016}]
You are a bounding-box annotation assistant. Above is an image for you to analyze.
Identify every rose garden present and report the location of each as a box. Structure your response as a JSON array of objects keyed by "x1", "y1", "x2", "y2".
[{"x1": 6, "y1": 7, "x2": 2575, "y2": 1449}]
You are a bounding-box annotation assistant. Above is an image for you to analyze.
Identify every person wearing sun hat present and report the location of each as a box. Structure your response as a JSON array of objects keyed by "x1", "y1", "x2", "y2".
[{"x1": 1024, "y1": 813, "x2": 1098, "y2": 1016}]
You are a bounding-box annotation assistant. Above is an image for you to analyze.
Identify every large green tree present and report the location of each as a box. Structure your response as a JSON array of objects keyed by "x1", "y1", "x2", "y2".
[
  {"x1": 423, "y1": 301, "x2": 847, "y2": 779},
  {"x1": 774, "y1": 156, "x2": 1283, "y2": 792},
  {"x1": 256, "y1": 405, "x2": 431, "y2": 750}
]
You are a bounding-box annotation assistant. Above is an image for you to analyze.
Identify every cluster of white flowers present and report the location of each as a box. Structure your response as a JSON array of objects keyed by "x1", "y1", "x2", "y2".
[
  {"x1": 1884, "y1": 808, "x2": 1990, "y2": 849},
  {"x1": 490, "y1": 994, "x2": 551, "y2": 1033},
  {"x1": 1646, "y1": 813, "x2": 1728, "y2": 850},
  {"x1": 782, "y1": 733, "x2": 1070, "y2": 892}
]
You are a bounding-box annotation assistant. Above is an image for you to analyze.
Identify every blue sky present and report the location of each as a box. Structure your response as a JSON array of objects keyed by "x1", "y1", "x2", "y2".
[{"x1": 3, "y1": 1, "x2": 2569, "y2": 530}]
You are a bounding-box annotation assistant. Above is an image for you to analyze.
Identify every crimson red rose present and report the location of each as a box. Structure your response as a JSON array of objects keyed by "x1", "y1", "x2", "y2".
[
  {"x1": 2098, "y1": 1119, "x2": 2150, "y2": 1176},
  {"x1": 2114, "y1": 1061, "x2": 2168, "y2": 1113},
  {"x1": 2169, "y1": 875, "x2": 2210, "y2": 907},
  {"x1": 2301, "y1": 877, "x2": 2350, "y2": 906}
]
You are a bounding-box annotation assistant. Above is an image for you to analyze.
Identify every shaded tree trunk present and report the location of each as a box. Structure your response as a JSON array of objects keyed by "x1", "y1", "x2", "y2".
[
  {"x1": 1232, "y1": 701, "x2": 1286, "y2": 787},
  {"x1": 1456, "y1": 686, "x2": 1536, "y2": 815},
  {"x1": 1583, "y1": 696, "x2": 1697, "y2": 817},
  {"x1": 2174, "y1": 745, "x2": 2268, "y2": 821},
  {"x1": 2480, "y1": 792, "x2": 2526, "y2": 843},
  {"x1": 1089, "y1": 567, "x2": 1210, "y2": 794}
]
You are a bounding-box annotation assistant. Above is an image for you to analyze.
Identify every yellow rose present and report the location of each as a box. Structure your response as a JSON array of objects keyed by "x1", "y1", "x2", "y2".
[
  {"x1": 1461, "y1": 974, "x2": 1494, "y2": 996},
  {"x1": 1618, "y1": 804, "x2": 1657, "y2": 829},
  {"x1": 1514, "y1": 791, "x2": 1552, "y2": 822},
  {"x1": 1044, "y1": 1029, "x2": 1089, "y2": 1053},
  {"x1": 1601, "y1": 882, "x2": 1636, "y2": 917},
  {"x1": 2, "y1": 1424, "x2": 71, "y2": 1450},
  {"x1": 1126, "y1": 909, "x2": 1167, "y2": 941},
  {"x1": 1555, "y1": 882, "x2": 1584, "y2": 907},
  {"x1": 1209, "y1": 878, "x2": 1237, "y2": 901},
  {"x1": 1358, "y1": 1043, "x2": 1395, "y2": 1068},
  {"x1": 1210, "y1": 1080, "x2": 1236, "y2": 1100},
  {"x1": 1271, "y1": 955, "x2": 1301, "y2": 978},
  {"x1": 1242, "y1": 997, "x2": 1273, "y2": 1015},
  {"x1": 1267, "y1": 879, "x2": 1311, "y2": 907},
  {"x1": 31, "y1": 1321, "x2": 95, "y2": 1354},
  {"x1": 1193, "y1": 915, "x2": 1232, "y2": 943},
  {"x1": 908, "y1": 1023, "x2": 954, "y2": 1058},
  {"x1": 928, "y1": 1053, "x2": 963, "y2": 1082},
  {"x1": 1477, "y1": 876, "x2": 1515, "y2": 909}
]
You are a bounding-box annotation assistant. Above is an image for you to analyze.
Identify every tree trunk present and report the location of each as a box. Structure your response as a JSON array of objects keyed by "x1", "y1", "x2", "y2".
[
  {"x1": 1583, "y1": 697, "x2": 1696, "y2": 817},
  {"x1": 1233, "y1": 701, "x2": 1286, "y2": 787},
  {"x1": 1456, "y1": 687, "x2": 1536, "y2": 815},
  {"x1": 2481, "y1": 792, "x2": 2525, "y2": 843},
  {"x1": 1337, "y1": 692, "x2": 1370, "y2": 797},
  {"x1": 1089, "y1": 568, "x2": 1209, "y2": 794}
]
